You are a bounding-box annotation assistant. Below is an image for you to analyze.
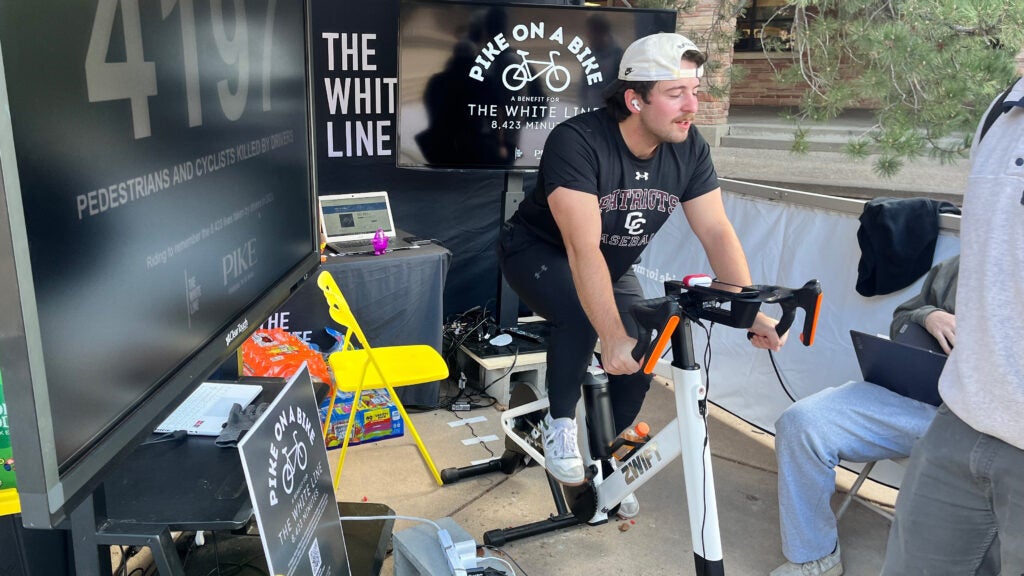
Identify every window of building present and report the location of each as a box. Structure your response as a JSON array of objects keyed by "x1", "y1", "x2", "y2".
[{"x1": 735, "y1": 0, "x2": 794, "y2": 52}]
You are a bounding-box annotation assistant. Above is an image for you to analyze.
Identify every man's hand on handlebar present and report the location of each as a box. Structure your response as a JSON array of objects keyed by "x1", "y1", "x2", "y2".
[
  {"x1": 602, "y1": 334, "x2": 643, "y2": 375},
  {"x1": 748, "y1": 312, "x2": 788, "y2": 351}
]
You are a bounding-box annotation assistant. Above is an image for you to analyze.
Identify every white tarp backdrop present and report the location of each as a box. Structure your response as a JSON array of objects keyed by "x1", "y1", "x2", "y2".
[{"x1": 636, "y1": 181, "x2": 961, "y2": 486}]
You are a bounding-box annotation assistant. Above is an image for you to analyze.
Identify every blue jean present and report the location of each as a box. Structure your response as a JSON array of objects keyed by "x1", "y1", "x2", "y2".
[
  {"x1": 774, "y1": 381, "x2": 936, "y2": 563},
  {"x1": 882, "y1": 405, "x2": 1023, "y2": 575}
]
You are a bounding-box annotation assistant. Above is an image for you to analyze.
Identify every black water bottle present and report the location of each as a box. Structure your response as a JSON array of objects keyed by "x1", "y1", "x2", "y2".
[{"x1": 582, "y1": 368, "x2": 616, "y2": 459}]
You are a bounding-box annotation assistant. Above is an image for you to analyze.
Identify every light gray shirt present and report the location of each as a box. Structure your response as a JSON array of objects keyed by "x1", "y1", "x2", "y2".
[{"x1": 938, "y1": 78, "x2": 1024, "y2": 449}]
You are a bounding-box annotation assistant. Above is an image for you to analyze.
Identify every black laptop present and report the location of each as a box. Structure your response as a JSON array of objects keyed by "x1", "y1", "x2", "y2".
[{"x1": 850, "y1": 330, "x2": 947, "y2": 406}]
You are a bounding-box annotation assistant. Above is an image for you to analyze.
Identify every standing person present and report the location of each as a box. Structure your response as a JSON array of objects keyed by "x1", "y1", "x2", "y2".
[
  {"x1": 772, "y1": 255, "x2": 958, "y2": 576},
  {"x1": 497, "y1": 33, "x2": 784, "y2": 502},
  {"x1": 881, "y1": 50, "x2": 1024, "y2": 575}
]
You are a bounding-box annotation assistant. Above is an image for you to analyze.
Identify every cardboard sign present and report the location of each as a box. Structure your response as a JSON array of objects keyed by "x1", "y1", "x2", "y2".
[{"x1": 238, "y1": 364, "x2": 351, "y2": 576}]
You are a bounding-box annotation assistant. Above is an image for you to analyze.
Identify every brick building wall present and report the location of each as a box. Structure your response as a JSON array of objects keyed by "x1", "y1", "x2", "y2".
[
  {"x1": 676, "y1": 0, "x2": 733, "y2": 128},
  {"x1": 608, "y1": 2, "x2": 823, "y2": 137},
  {"x1": 730, "y1": 54, "x2": 805, "y2": 107}
]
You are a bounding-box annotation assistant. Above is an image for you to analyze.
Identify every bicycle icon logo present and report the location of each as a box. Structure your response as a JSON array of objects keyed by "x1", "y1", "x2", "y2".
[
  {"x1": 502, "y1": 49, "x2": 571, "y2": 93},
  {"x1": 281, "y1": 430, "x2": 308, "y2": 495}
]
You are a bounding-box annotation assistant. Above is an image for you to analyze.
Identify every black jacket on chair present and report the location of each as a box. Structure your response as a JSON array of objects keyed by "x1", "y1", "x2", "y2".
[{"x1": 855, "y1": 197, "x2": 960, "y2": 297}]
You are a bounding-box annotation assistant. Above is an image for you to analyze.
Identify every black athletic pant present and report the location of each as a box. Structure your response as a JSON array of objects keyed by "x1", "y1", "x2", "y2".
[{"x1": 498, "y1": 221, "x2": 652, "y2": 434}]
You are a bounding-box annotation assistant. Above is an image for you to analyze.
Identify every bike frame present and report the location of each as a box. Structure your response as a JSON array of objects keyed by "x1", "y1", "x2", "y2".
[
  {"x1": 500, "y1": 317, "x2": 724, "y2": 573},
  {"x1": 497, "y1": 277, "x2": 821, "y2": 575}
]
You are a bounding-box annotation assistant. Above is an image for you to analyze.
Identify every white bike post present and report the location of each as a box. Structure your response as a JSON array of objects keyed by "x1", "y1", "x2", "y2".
[{"x1": 672, "y1": 318, "x2": 724, "y2": 575}]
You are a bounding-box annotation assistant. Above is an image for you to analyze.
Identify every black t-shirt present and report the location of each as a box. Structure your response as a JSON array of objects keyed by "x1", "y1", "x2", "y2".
[{"x1": 510, "y1": 109, "x2": 719, "y2": 280}]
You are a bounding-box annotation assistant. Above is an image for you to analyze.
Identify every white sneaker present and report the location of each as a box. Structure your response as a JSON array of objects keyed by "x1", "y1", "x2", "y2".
[
  {"x1": 616, "y1": 492, "x2": 639, "y2": 519},
  {"x1": 540, "y1": 414, "x2": 585, "y2": 485},
  {"x1": 769, "y1": 544, "x2": 843, "y2": 576}
]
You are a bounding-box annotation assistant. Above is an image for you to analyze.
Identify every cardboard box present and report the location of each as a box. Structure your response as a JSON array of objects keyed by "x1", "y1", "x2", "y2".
[
  {"x1": 0, "y1": 371, "x2": 15, "y2": 495},
  {"x1": 319, "y1": 389, "x2": 403, "y2": 449}
]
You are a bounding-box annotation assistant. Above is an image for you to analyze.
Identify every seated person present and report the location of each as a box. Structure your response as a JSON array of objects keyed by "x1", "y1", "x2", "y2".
[{"x1": 770, "y1": 255, "x2": 958, "y2": 576}]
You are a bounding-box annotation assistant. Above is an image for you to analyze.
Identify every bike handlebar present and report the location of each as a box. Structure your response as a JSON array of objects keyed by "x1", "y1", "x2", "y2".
[
  {"x1": 629, "y1": 278, "x2": 822, "y2": 373},
  {"x1": 629, "y1": 297, "x2": 680, "y2": 373},
  {"x1": 757, "y1": 279, "x2": 823, "y2": 344}
]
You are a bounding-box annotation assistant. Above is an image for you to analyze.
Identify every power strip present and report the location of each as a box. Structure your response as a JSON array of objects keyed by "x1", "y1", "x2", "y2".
[{"x1": 437, "y1": 529, "x2": 467, "y2": 576}]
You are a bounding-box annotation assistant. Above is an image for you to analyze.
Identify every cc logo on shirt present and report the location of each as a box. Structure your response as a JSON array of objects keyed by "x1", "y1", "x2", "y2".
[{"x1": 624, "y1": 211, "x2": 647, "y2": 235}]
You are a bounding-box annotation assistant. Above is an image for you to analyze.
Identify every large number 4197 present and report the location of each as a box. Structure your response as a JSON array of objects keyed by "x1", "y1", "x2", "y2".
[{"x1": 85, "y1": 0, "x2": 278, "y2": 139}]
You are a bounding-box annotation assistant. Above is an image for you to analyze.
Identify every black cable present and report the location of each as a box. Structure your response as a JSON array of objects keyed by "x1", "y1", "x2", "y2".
[
  {"x1": 479, "y1": 347, "x2": 519, "y2": 395},
  {"x1": 441, "y1": 301, "x2": 500, "y2": 377},
  {"x1": 445, "y1": 315, "x2": 491, "y2": 362},
  {"x1": 406, "y1": 385, "x2": 468, "y2": 413},
  {"x1": 201, "y1": 555, "x2": 269, "y2": 576},
  {"x1": 444, "y1": 305, "x2": 494, "y2": 346},
  {"x1": 698, "y1": 321, "x2": 713, "y2": 559},
  {"x1": 180, "y1": 535, "x2": 197, "y2": 574},
  {"x1": 450, "y1": 409, "x2": 496, "y2": 459},
  {"x1": 441, "y1": 340, "x2": 520, "y2": 412},
  {"x1": 115, "y1": 545, "x2": 128, "y2": 576},
  {"x1": 465, "y1": 394, "x2": 498, "y2": 409},
  {"x1": 768, "y1": 349, "x2": 799, "y2": 402},
  {"x1": 482, "y1": 545, "x2": 530, "y2": 576},
  {"x1": 200, "y1": 531, "x2": 271, "y2": 576},
  {"x1": 212, "y1": 531, "x2": 221, "y2": 575}
]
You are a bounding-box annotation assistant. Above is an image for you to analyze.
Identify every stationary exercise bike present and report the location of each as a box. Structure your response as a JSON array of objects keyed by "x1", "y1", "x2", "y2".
[{"x1": 442, "y1": 275, "x2": 822, "y2": 575}]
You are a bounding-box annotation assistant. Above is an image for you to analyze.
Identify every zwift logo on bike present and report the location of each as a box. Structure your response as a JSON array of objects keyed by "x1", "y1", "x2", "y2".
[{"x1": 467, "y1": 21, "x2": 606, "y2": 92}]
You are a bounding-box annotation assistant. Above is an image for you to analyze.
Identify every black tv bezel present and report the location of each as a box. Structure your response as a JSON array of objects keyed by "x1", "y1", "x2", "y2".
[
  {"x1": 395, "y1": 0, "x2": 677, "y2": 172},
  {"x1": 0, "y1": 0, "x2": 320, "y2": 529}
]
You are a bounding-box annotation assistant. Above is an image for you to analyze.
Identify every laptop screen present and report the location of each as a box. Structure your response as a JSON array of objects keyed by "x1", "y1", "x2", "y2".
[{"x1": 320, "y1": 192, "x2": 396, "y2": 241}]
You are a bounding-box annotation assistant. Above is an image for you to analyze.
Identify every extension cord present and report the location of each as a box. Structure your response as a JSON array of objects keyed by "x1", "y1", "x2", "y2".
[{"x1": 437, "y1": 528, "x2": 467, "y2": 576}]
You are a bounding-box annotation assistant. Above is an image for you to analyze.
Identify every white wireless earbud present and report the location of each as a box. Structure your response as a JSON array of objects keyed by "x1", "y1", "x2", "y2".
[{"x1": 632, "y1": 99, "x2": 641, "y2": 111}]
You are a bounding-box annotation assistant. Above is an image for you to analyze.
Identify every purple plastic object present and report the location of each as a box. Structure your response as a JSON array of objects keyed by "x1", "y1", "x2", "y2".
[{"x1": 372, "y1": 228, "x2": 388, "y2": 255}]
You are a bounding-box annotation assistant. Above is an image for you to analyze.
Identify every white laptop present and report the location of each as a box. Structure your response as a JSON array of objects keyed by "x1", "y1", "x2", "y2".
[
  {"x1": 154, "y1": 382, "x2": 263, "y2": 436},
  {"x1": 319, "y1": 191, "x2": 414, "y2": 255}
]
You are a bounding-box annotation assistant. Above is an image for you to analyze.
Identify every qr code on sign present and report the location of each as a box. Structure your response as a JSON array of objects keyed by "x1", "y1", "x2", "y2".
[{"x1": 308, "y1": 537, "x2": 323, "y2": 574}]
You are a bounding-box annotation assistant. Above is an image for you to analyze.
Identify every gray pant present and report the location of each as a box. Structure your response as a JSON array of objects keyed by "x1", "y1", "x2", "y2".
[
  {"x1": 882, "y1": 405, "x2": 1023, "y2": 575},
  {"x1": 774, "y1": 381, "x2": 936, "y2": 563}
]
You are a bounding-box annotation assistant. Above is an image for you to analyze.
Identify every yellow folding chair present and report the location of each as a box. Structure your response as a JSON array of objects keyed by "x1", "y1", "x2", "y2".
[{"x1": 317, "y1": 270, "x2": 448, "y2": 487}]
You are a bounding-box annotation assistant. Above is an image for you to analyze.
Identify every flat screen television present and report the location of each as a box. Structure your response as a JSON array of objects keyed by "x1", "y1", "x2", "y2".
[
  {"x1": 397, "y1": 0, "x2": 675, "y2": 170},
  {"x1": 0, "y1": 0, "x2": 317, "y2": 528}
]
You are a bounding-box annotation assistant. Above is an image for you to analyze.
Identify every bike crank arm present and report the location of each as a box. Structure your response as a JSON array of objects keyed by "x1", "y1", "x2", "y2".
[{"x1": 499, "y1": 397, "x2": 551, "y2": 467}]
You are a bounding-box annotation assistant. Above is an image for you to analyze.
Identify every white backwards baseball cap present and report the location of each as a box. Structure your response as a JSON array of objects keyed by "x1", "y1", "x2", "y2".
[{"x1": 618, "y1": 33, "x2": 705, "y2": 81}]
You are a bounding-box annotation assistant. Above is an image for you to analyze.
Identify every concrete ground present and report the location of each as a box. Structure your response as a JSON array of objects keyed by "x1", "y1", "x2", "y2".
[{"x1": 332, "y1": 377, "x2": 897, "y2": 576}]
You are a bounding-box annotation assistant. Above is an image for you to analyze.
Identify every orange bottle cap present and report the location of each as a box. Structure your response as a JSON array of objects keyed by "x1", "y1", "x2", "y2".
[{"x1": 635, "y1": 422, "x2": 650, "y2": 436}]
